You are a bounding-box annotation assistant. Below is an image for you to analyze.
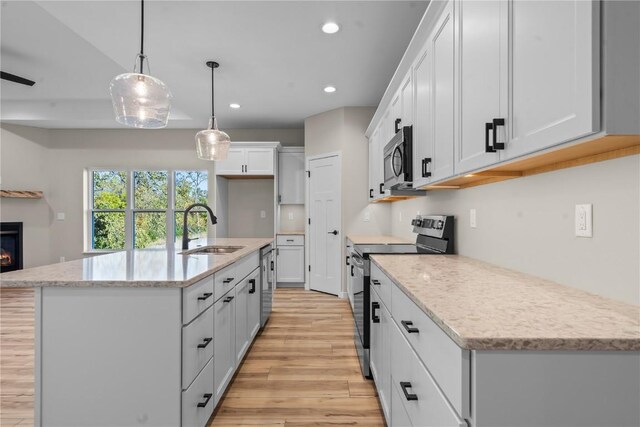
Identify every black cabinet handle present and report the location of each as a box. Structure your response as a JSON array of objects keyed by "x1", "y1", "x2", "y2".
[
  {"x1": 350, "y1": 265, "x2": 354, "y2": 277},
  {"x1": 485, "y1": 121, "x2": 495, "y2": 153},
  {"x1": 346, "y1": 256, "x2": 350, "y2": 266},
  {"x1": 197, "y1": 393, "x2": 213, "y2": 408},
  {"x1": 249, "y1": 279, "x2": 256, "y2": 294},
  {"x1": 422, "y1": 158, "x2": 432, "y2": 178},
  {"x1": 401, "y1": 320, "x2": 419, "y2": 333},
  {"x1": 372, "y1": 279, "x2": 381, "y2": 286},
  {"x1": 371, "y1": 302, "x2": 380, "y2": 323},
  {"x1": 223, "y1": 277, "x2": 235, "y2": 284},
  {"x1": 493, "y1": 118, "x2": 505, "y2": 150},
  {"x1": 197, "y1": 337, "x2": 213, "y2": 349},
  {"x1": 395, "y1": 118, "x2": 402, "y2": 134},
  {"x1": 223, "y1": 296, "x2": 234, "y2": 303},
  {"x1": 328, "y1": 230, "x2": 338, "y2": 235},
  {"x1": 369, "y1": 189, "x2": 374, "y2": 199},
  {"x1": 286, "y1": 239, "x2": 294, "y2": 242},
  {"x1": 197, "y1": 292, "x2": 213, "y2": 301},
  {"x1": 400, "y1": 382, "x2": 418, "y2": 401},
  {"x1": 379, "y1": 183, "x2": 384, "y2": 194},
  {"x1": 270, "y1": 260, "x2": 274, "y2": 271}
]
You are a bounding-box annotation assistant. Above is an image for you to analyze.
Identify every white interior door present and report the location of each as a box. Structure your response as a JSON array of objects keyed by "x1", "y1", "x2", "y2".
[{"x1": 308, "y1": 154, "x2": 341, "y2": 296}]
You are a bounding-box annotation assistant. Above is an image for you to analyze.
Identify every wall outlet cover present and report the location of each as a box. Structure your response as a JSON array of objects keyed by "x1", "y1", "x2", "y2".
[
  {"x1": 288, "y1": 212, "x2": 294, "y2": 220},
  {"x1": 470, "y1": 209, "x2": 477, "y2": 228},
  {"x1": 260, "y1": 210, "x2": 266, "y2": 219},
  {"x1": 364, "y1": 211, "x2": 370, "y2": 222},
  {"x1": 575, "y1": 204, "x2": 593, "y2": 237},
  {"x1": 56, "y1": 212, "x2": 66, "y2": 221}
]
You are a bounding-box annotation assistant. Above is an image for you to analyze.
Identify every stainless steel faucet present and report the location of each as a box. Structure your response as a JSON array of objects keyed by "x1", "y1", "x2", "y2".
[{"x1": 182, "y1": 203, "x2": 217, "y2": 250}]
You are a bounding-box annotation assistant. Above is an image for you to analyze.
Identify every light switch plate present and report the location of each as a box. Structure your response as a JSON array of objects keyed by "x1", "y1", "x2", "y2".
[
  {"x1": 575, "y1": 204, "x2": 592, "y2": 237},
  {"x1": 56, "y1": 212, "x2": 66, "y2": 221},
  {"x1": 470, "y1": 209, "x2": 477, "y2": 228},
  {"x1": 364, "y1": 211, "x2": 370, "y2": 222},
  {"x1": 260, "y1": 210, "x2": 266, "y2": 219},
  {"x1": 288, "y1": 212, "x2": 294, "y2": 220}
]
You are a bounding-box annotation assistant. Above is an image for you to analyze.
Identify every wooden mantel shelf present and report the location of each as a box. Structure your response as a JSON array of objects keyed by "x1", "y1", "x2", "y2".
[
  {"x1": 423, "y1": 134, "x2": 640, "y2": 190},
  {"x1": 0, "y1": 190, "x2": 44, "y2": 199}
]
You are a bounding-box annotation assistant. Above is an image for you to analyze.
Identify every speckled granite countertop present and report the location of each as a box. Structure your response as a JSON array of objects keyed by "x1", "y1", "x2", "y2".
[
  {"x1": 347, "y1": 235, "x2": 412, "y2": 245},
  {"x1": 371, "y1": 254, "x2": 640, "y2": 351},
  {"x1": 0, "y1": 238, "x2": 273, "y2": 288}
]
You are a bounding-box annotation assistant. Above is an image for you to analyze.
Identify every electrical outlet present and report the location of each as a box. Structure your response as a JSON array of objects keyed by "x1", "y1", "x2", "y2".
[
  {"x1": 56, "y1": 212, "x2": 65, "y2": 221},
  {"x1": 59, "y1": 256, "x2": 65, "y2": 263},
  {"x1": 416, "y1": 210, "x2": 421, "y2": 216},
  {"x1": 470, "y1": 209, "x2": 477, "y2": 228},
  {"x1": 575, "y1": 204, "x2": 592, "y2": 237},
  {"x1": 399, "y1": 211, "x2": 403, "y2": 222},
  {"x1": 364, "y1": 211, "x2": 370, "y2": 222},
  {"x1": 288, "y1": 212, "x2": 294, "y2": 220},
  {"x1": 260, "y1": 210, "x2": 266, "y2": 219}
]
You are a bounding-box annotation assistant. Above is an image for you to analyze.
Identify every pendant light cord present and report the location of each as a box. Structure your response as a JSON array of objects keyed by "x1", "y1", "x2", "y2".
[
  {"x1": 211, "y1": 65, "x2": 215, "y2": 118},
  {"x1": 139, "y1": 0, "x2": 144, "y2": 73}
]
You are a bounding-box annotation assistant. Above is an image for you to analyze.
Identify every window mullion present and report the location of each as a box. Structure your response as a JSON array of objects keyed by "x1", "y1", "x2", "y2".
[
  {"x1": 125, "y1": 170, "x2": 134, "y2": 250},
  {"x1": 167, "y1": 171, "x2": 175, "y2": 248}
]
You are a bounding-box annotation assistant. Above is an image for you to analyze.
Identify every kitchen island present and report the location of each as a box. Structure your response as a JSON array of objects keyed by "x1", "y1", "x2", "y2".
[
  {"x1": 368, "y1": 254, "x2": 640, "y2": 427},
  {"x1": 0, "y1": 237, "x2": 273, "y2": 427}
]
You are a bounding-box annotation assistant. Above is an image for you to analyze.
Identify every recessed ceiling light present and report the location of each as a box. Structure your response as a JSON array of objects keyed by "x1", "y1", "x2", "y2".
[
  {"x1": 323, "y1": 86, "x2": 337, "y2": 93},
  {"x1": 322, "y1": 22, "x2": 340, "y2": 34},
  {"x1": 229, "y1": 103, "x2": 240, "y2": 109}
]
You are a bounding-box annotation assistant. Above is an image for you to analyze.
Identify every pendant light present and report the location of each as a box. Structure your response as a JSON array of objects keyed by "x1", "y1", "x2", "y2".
[
  {"x1": 195, "y1": 61, "x2": 231, "y2": 161},
  {"x1": 109, "y1": 0, "x2": 172, "y2": 129}
]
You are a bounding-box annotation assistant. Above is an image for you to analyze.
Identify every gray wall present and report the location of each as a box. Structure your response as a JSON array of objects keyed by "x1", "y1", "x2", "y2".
[
  {"x1": 278, "y1": 205, "x2": 305, "y2": 232},
  {"x1": 390, "y1": 155, "x2": 640, "y2": 305},
  {"x1": 227, "y1": 179, "x2": 275, "y2": 238}
]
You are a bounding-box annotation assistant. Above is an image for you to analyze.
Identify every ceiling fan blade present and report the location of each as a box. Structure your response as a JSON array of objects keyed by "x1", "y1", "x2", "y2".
[{"x1": 1, "y1": 71, "x2": 35, "y2": 86}]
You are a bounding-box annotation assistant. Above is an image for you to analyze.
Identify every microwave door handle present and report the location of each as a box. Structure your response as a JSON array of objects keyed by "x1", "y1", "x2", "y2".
[{"x1": 391, "y1": 145, "x2": 403, "y2": 177}]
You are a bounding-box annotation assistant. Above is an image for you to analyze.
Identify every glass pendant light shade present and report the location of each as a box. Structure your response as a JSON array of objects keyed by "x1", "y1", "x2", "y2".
[
  {"x1": 110, "y1": 55, "x2": 172, "y2": 129},
  {"x1": 196, "y1": 117, "x2": 231, "y2": 160}
]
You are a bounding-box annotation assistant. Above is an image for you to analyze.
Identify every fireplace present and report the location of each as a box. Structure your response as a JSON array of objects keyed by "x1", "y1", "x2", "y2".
[{"x1": 0, "y1": 222, "x2": 23, "y2": 273}]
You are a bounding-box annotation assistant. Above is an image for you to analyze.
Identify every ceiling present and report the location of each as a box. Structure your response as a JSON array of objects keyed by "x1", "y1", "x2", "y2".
[{"x1": 0, "y1": 1, "x2": 428, "y2": 129}]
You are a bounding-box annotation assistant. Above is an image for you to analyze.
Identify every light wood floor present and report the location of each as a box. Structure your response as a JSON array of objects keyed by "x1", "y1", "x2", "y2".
[{"x1": 0, "y1": 287, "x2": 384, "y2": 427}]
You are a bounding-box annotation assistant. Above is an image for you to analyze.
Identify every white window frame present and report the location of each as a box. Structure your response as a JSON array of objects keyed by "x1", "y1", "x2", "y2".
[{"x1": 85, "y1": 168, "x2": 208, "y2": 252}]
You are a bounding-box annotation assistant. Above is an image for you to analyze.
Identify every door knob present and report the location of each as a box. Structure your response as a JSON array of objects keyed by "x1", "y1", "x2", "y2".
[{"x1": 328, "y1": 230, "x2": 338, "y2": 235}]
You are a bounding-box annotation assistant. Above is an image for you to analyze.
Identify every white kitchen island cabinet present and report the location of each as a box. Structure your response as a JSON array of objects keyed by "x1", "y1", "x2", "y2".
[{"x1": 0, "y1": 237, "x2": 273, "y2": 427}]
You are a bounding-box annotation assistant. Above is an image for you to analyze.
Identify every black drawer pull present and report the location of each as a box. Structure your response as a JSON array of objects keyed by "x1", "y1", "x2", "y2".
[
  {"x1": 401, "y1": 320, "x2": 419, "y2": 333},
  {"x1": 371, "y1": 279, "x2": 381, "y2": 286},
  {"x1": 223, "y1": 296, "x2": 234, "y2": 303},
  {"x1": 493, "y1": 118, "x2": 505, "y2": 150},
  {"x1": 223, "y1": 277, "x2": 235, "y2": 284},
  {"x1": 400, "y1": 382, "x2": 418, "y2": 401},
  {"x1": 197, "y1": 393, "x2": 213, "y2": 408},
  {"x1": 379, "y1": 183, "x2": 384, "y2": 194},
  {"x1": 485, "y1": 121, "x2": 495, "y2": 153},
  {"x1": 371, "y1": 302, "x2": 380, "y2": 323},
  {"x1": 369, "y1": 188, "x2": 374, "y2": 199},
  {"x1": 346, "y1": 256, "x2": 350, "y2": 266},
  {"x1": 249, "y1": 279, "x2": 256, "y2": 294},
  {"x1": 286, "y1": 239, "x2": 294, "y2": 242},
  {"x1": 197, "y1": 292, "x2": 213, "y2": 301},
  {"x1": 197, "y1": 337, "x2": 213, "y2": 349},
  {"x1": 422, "y1": 158, "x2": 432, "y2": 178},
  {"x1": 270, "y1": 260, "x2": 274, "y2": 271}
]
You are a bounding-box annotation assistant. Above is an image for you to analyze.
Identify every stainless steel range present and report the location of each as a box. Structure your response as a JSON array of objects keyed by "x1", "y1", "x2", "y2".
[{"x1": 351, "y1": 215, "x2": 454, "y2": 378}]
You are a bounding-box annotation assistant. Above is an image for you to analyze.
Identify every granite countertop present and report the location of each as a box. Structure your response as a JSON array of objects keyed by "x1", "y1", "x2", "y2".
[
  {"x1": 371, "y1": 254, "x2": 640, "y2": 351},
  {"x1": 0, "y1": 238, "x2": 273, "y2": 288},
  {"x1": 347, "y1": 235, "x2": 412, "y2": 245},
  {"x1": 277, "y1": 231, "x2": 305, "y2": 235}
]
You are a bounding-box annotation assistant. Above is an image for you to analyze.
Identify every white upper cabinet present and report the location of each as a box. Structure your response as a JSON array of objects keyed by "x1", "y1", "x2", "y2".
[
  {"x1": 215, "y1": 144, "x2": 277, "y2": 176},
  {"x1": 412, "y1": 44, "x2": 434, "y2": 189},
  {"x1": 455, "y1": 0, "x2": 507, "y2": 174},
  {"x1": 278, "y1": 150, "x2": 304, "y2": 204},
  {"x1": 431, "y1": 0, "x2": 455, "y2": 182},
  {"x1": 368, "y1": 128, "x2": 379, "y2": 201},
  {"x1": 505, "y1": 0, "x2": 599, "y2": 159},
  {"x1": 400, "y1": 72, "x2": 414, "y2": 127}
]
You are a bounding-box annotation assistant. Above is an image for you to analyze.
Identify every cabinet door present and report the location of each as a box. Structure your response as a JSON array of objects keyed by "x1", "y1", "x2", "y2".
[
  {"x1": 378, "y1": 301, "x2": 392, "y2": 423},
  {"x1": 370, "y1": 289, "x2": 382, "y2": 387},
  {"x1": 368, "y1": 129, "x2": 379, "y2": 201},
  {"x1": 276, "y1": 246, "x2": 305, "y2": 283},
  {"x1": 390, "y1": 92, "x2": 402, "y2": 134},
  {"x1": 278, "y1": 152, "x2": 305, "y2": 204},
  {"x1": 247, "y1": 268, "x2": 261, "y2": 340},
  {"x1": 235, "y1": 279, "x2": 249, "y2": 363},
  {"x1": 376, "y1": 116, "x2": 388, "y2": 198},
  {"x1": 506, "y1": 0, "x2": 598, "y2": 158},
  {"x1": 401, "y1": 72, "x2": 414, "y2": 127},
  {"x1": 246, "y1": 148, "x2": 274, "y2": 175},
  {"x1": 214, "y1": 289, "x2": 236, "y2": 402},
  {"x1": 431, "y1": 0, "x2": 455, "y2": 182},
  {"x1": 412, "y1": 44, "x2": 434, "y2": 189},
  {"x1": 456, "y1": 0, "x2": 506, "y2": 174},
  {"x1": 215, "y1": 148, "x2": 245, "y2": 175}
]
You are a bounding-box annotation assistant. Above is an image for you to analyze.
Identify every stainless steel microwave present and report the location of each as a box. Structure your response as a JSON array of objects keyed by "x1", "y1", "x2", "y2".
[{"x1": 383, "y1": 126, "x2": 413, "y2": 190}]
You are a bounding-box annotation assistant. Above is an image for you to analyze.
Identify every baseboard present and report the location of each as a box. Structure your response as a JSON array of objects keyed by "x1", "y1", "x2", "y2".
[
  {"x1": 338, "y1": 291, "x2": 348, "y2": 299},
  {"x1": 276, "y1": 283, "x2": 305, "y2": 288}
]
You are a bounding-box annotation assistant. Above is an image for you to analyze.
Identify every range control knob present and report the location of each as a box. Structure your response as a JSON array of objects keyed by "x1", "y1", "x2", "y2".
[{"x1": 414, "y1": 219, "x2": 422, "y2": 227}]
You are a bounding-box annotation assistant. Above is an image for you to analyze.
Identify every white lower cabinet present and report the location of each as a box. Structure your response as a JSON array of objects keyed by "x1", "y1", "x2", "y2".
[
  {"x1": 182, "y1": 305, "x2": 215, "y2": 389},
  {"x1": 214, "y1": 287, "x2": 236, "y2": 403},
  {"x1": 391, "y1": 378, "x2": 413, "y2": 427},
  {"x1": 235, "y1": 279, "x2": 249, "y2": 364},
  {"x1": 182, "y1": 357, "x2": 215, "y2": 427},
  {"x1": 276, "y1": 235, "x2": 305, "y2": 284},
  {"x1": 247, "y1": 268, "x2": 261, "y2": 340},
  {"x1": 369, "y1": 287, "x2": 391, "y2": 423}
]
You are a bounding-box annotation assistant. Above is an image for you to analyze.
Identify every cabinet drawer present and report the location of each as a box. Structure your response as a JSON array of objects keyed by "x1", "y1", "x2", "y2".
[
  {"x1": 182, "y1": 305, "x2": 214, "y2": 389},
  {"x1": 391, "y1": 320, "x2": 465, "y2": 427},
  {"x1": 277, "y1": 235, "x2": 304, "y2": 246},
  {"x1": 370, "y1": 262, "x2": 392, "y2": 310},
  {"x1": 182, "y1": 275, "x2": 215, "y2": 324},
  {"x1": 182, "y1": 356, "x2": 215, "y2": 427},
  {"x1": 235, "y1": 251, "x2": 260, "y2": 282},
  {"x1": 214, "y1": 264, "x2": 237, "y2": 302},
  {"x1": 391, "y1": 283, "x2": 469, "y2": 418}
]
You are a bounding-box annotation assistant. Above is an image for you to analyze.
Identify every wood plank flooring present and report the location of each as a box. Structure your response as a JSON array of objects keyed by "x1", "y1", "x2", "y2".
[
  {"x1": 210, "y1": 288, "x2": 384, "y2": 426},
  {"x1": 0, "y1": 287, "x2": 383, "y2": 426}
]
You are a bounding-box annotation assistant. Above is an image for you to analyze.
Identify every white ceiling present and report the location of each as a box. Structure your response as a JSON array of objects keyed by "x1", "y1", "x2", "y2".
[{"x1": 0, "y1": 1, "x2": 428, "y2": 129}]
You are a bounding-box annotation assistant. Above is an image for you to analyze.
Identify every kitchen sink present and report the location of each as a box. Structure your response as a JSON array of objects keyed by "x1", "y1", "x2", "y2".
[{"x1": 183, "y1": 246, "x2": 244, "y2": 255}]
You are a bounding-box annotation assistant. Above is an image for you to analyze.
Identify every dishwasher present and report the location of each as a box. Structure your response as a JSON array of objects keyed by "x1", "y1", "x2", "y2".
[{"x1": 260, "y1": 243, "x2": 274, "y2": 328}]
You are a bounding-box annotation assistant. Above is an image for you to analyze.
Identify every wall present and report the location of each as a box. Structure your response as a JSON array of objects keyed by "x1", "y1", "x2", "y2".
[
  {"x1": 0, "y1": 124, "x2": 53, "y2": 267},
  {"x1": 390, "y1": 155, "x2": 640, "y2": 305},
  {"x1": 226, "y1": 179, "x2": 275, "y2": 238},
  {"x1": 278, "y1": 205, "x2": 305, "y2": 232},
  {"x1": 305, "y1": 107, "x2": 392, "y2": 295}
]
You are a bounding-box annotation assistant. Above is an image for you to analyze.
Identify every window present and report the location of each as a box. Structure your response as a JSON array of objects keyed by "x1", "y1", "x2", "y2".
[{"x1": 88, "y1": 169, "x2": 209, "y2": 251}]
